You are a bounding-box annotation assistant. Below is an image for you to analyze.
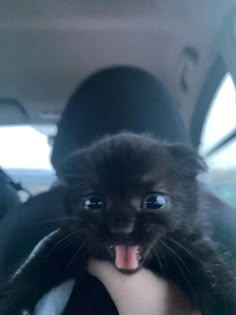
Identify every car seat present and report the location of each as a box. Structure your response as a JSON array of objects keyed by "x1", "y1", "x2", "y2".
[
  {"x1": 51, "y1": 66, "x2": 190, "y2": 169},
  {"x1": 0, "y1": 168, "x2": 20, "y2": 221}
]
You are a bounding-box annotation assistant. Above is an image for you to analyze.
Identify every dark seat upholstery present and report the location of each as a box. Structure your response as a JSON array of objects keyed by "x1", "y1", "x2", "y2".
[
  {"x1": 0, "y1": 185, "x2": 65, "y2": 282},
  {"x1": 0, "y1": 168, "x2": 20, "y2": 222}
]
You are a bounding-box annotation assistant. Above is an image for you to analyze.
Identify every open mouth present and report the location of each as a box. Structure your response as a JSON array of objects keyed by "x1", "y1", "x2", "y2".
[{"x1": 109, "y1": 245, "x2": 143, "y2": 272}]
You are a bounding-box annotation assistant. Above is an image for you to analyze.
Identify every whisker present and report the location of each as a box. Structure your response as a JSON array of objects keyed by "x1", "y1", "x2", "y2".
[
  {"x1": 153, "y1": 248, "x2": 165, "y2": 274},
  {"x1": 169, "y1": 238, "x2": 195, "y2": 260},
  {"x1": 69, "y1": 182, "x2": 90, "y2": 189},
  {"x1": 159, "y1": 240, "x2": 193, "y2": 290},
  {"x1": 63, "y1": 174, "x2": 87, "y2": 179},
  {"x1": 161, "y1": 240, "x2": 191, "y2": 275},
  {"x1": 53, "y1": 232, "x2": 78, "y2": 251},
  {"x1": 158, "y1": 248, "x2": 167, "y2": 274},
  {"x1": 35, "y1": 216, "x2": 78, "y2": 225},
  {"x1": 66, "y1": 241, "x2": 87, "y2": 273}
]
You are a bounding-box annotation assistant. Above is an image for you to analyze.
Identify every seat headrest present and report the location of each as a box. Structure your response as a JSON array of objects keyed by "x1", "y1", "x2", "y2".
[{"x1": 51, "y1": 66, "x2": 190, "y2": 169}]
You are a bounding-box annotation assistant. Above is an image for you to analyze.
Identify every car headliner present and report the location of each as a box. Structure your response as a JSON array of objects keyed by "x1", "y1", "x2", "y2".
[{"x1": 0, "y1": 0, "x2": 235, "y2": 128}]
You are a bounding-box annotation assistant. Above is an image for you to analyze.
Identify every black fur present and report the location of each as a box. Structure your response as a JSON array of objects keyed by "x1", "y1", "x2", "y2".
[{"x1": 0, "y1": 133, "x2": 236, "y2": 315}]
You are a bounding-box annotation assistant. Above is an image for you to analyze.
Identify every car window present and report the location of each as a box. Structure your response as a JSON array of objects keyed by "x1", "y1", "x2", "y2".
[
  {"x1": 0, "y1": 124, "x2": 56, "y2": 195},
  {"x1": 199, "y1": 73, "x2": 236, "y2": 207}
]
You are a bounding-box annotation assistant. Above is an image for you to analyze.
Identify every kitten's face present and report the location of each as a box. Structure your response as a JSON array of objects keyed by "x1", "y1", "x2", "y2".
[{"x1": 59, "y1": 133, "x2": 206, "y2": 273}]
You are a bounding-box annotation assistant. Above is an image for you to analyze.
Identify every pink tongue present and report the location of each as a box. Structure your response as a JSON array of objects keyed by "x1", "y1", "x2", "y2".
[{"x1": 115, "y1": 245, "x2": 139, "y2": 270}]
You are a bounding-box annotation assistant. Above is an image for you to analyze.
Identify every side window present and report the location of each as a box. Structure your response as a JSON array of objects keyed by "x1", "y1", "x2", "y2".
[
  {"x1": 0, "y1": 125, "x2": 56, "y2": 195},
  {"x1": 200, "y1": 74, "x2": 236, "y2": 207}
]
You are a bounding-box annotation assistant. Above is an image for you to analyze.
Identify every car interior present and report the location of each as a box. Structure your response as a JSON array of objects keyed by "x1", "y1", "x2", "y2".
[
  {"x1": 0, "y1": 1, "x2": 236, "y2": 205},
  {"x1": 0, "y1": 1, "x2": 236, "y2": 314}
]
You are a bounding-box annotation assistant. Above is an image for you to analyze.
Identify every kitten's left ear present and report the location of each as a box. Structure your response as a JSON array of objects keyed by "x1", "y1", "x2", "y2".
[
  {"x1": 167, "y1": 144, "x2": 207, "y2": 177},
  {"x1": 56, "y1": 150, "x2": 85, "y2": 185}
]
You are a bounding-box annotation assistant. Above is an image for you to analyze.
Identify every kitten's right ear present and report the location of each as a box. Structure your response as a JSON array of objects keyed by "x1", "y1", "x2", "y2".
[{"x1": 166, "y1": 143, "x2": 207, "y2": 177}]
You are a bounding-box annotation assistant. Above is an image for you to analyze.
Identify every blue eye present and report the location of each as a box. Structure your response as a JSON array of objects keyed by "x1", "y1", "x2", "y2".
[
  {"x1": 143, "y1": 194, "x2": 167, "y2": 210},
  {"x1": 82, "y1": 196, "x2": 104, "y2": 210}
]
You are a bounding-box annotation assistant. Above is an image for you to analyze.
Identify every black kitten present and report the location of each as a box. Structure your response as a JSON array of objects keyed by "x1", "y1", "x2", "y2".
[{"x1": 0, "y1": 133, "x2": 236, "y2": 315}]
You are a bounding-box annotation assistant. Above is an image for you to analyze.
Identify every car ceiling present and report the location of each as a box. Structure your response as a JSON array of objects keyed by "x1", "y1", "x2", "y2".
[{"x1": 0, "y1": 0, "x2": 235, "y2": 128}]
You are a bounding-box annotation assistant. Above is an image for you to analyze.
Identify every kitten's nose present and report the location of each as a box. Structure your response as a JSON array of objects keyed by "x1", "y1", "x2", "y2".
[{"x1": 109, "y1": 220, "x2": 135, "y2": 236}]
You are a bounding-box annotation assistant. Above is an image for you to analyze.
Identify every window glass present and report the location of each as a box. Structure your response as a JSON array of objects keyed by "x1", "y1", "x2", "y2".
[
  {"x1": 199, "y1": 74, "x2": 236, "y2": 207},
  {"x1": 0, "y1": 124, "x2": 56, "y2": 194}
]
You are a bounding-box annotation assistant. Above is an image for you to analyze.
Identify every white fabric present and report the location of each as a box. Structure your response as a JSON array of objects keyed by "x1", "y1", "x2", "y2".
[{"x1": 34, "y1": 280, "x2": 74, "y2": 315}]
